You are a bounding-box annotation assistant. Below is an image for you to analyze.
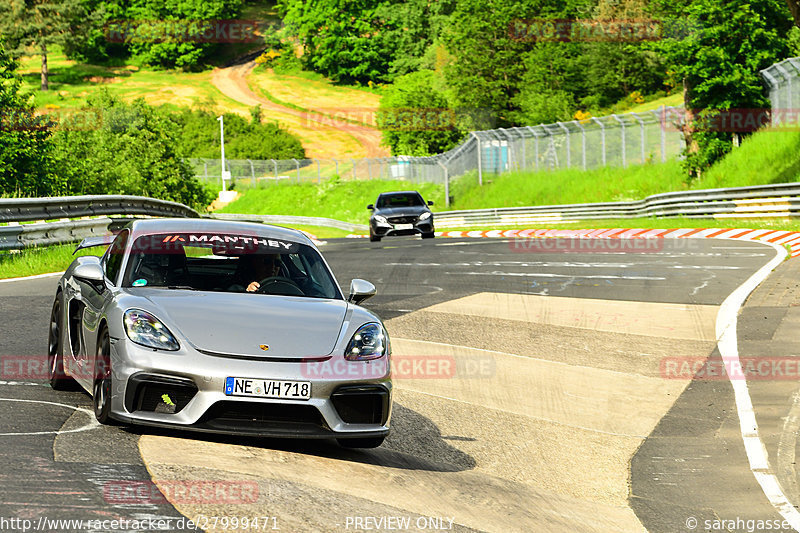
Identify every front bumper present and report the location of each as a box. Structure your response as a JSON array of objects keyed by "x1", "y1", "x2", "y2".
[
  {"x1": 371, "y1": 218, "x2": 434, "y2": 237},
  {"x1": 108, "y1": 338, "x2": 392, "y2": 439}
]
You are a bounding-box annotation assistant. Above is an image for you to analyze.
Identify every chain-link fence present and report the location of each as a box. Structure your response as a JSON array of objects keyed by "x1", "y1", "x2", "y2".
[
  {"x1": 187, "y1": 156, "x2": 449, "y2": 187},
  {"x1": 189, "y1": 105, "x2": 686, "y2": 205},
  {"x1": 185, "y1": 56, "x2": 799, "y2": 207},
  {"x1": 761, "y1": 57, "x2": 800, "y2": 125}
]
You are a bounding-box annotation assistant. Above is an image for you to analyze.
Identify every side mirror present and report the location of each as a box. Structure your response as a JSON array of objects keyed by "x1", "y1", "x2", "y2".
[
  {"x1": 73, "y1": 256, "x2": 106, "y2": 292},
  {"x1": 348, "y1": 279, "x2": 376, "y2": 304},
  {"x1": 367, "y1": 204, "x2": 374, "y2": 210},
  {"x1": 427, "y1": 200, "x2": 434, "y2": 206}
]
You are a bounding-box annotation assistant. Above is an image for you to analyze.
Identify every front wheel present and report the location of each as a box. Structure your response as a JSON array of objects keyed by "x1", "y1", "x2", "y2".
[
  {"x1": 369, "y1": 232, "x2": 381, "y2": 242},
  {"x1": 93, "y1": 329, "x2": 115, "y2": 425},
  {"x1": 337, "y1": 436, "x2": 385, "y2": 449},
  {"x1": 421, "y1": 232, "x2": 435, "y2": 239}
]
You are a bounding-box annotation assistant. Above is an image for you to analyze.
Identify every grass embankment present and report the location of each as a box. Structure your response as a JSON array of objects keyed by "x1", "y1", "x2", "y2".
[
  {"x1": 451, "y1": 126, "x2": 800, "y2": 210},
  {"x1": 19, "y1": 50, "x2": 250, "y2": 114},
  {"x1": 449, "y1": 160, "x2": 687, "y2": 209},
  {"x1": 450, "y1": 217, "x2": 800, "y2": 233},
  {"x1": 18, "y1": 46, "x2": 383, "y2": 159},
  {"x1": 0, "y1": 245, "x2": 99, "y2": 279},
  {"x1": 217, "y1": 179, "x2": 444, "y2": 224},
  {"x1": 248, "y1": 68, "x2": 381, "y2": 127},
  {"x1": 218, "y1": 125, "x2": 800, "y2": 232}
]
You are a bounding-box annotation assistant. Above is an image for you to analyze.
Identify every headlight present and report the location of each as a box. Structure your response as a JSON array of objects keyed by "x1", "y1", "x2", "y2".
[
  {"x1": 418, "y1": 211, "x2": 432, "y2": 220},
  {"x1": 124, "y1": 309, "x2": 180, "y2": 351},
  {"x1": 345, "y1": 323, "x2": 387, "y2": 361},
  {"x1": 373, "y1": 215, "x2": 389, "y2": 224}
]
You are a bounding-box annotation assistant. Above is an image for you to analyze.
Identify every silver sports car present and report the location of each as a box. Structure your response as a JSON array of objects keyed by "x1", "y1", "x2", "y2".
[{"x1": 47, "y1": 218, "x2": 392, "y2": 448}]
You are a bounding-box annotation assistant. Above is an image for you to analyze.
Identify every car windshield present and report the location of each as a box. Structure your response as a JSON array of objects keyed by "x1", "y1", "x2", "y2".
[
  {"x1": 122, "y1": 232, "x2": 341, "y2": 299},
  {"x1": 376, "y1": 193, "x2": 424, "y2": 208}
]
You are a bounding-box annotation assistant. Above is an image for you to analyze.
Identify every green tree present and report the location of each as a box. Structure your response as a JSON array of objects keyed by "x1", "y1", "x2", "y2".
[
  {"x1": 0, "y1": 39, "x2": 55, "y2": 196},
  {"x1": 512, "y1": 42, "x2": 583, "y2": 125},
  {"x1": 786, "y1": 0, "x2": 800, "y2": 26},
  {"x1": 61, "y1": 0, "x2": 245, "y2": 69},
  {"x1": 440, "y1": 0, "x2": 598, "y2": 126},
  {"x1": 61, "y1": 0, "x2": 128, "y2": 64},
  {"x1": 167, "y1": 107, "x2": 306, "y2": 160},
  {"x1": 0, "y1": 0, "x2": 85, "y2": 90},
  {"x1": 49, "y1": 91, "x2": 212, "y2": 208},
  {"x1": 377, "y1": 70, "x2": 463, "y2": 155},
  {"x1": 278, "y1": 0, "x2": 398, "y2": 83},
  {"x1": 657, "y1": 0, "x2": 793, "y2": 176},
  {"x1": 122, "y1": 0, "x2": 244, "y2": 69},
  {"x1": 375, "y1": 0, "x2": 456, "y2": 76}
]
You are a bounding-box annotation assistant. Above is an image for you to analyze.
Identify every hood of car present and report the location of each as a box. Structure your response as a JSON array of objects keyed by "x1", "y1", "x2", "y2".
[
  {"x1": 138, "y1": 291, "x2": 348, "y2": 359},
  {"x1": 373, "y1": 206, "x2": 431, "y2": 218}
]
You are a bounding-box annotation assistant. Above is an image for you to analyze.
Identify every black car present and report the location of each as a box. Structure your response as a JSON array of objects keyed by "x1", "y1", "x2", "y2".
[{"x1": 367, "y1": 191, "x2": 435, "y2": 242}]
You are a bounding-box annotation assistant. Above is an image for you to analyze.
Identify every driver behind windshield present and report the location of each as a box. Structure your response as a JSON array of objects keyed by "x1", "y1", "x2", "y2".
[{"x1": 230, "y1": 253, "x2": 282, "y2": 292}]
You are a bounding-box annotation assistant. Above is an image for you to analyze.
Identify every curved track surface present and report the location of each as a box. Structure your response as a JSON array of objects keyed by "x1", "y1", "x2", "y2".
[{"x1": 0, "y1": 237, "x2": 795, "y2": 532}]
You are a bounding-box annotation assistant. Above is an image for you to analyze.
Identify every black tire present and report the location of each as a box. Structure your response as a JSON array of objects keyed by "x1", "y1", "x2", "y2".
[
  {"x1": 369, "y1": 233, "x2": 381, "y2": 242},
  {"x1": 421, "y1": 232, "x2": 435, "y2": 239},
  {"x1": 48, "y1": 294, "x2": 73, "y2": 390},
  {"x1": 93, "y1": 328, "x2": 115, "y2": 425},
  {"x1": 337, "y1": 436, "x2": 385, "y2": 449}
]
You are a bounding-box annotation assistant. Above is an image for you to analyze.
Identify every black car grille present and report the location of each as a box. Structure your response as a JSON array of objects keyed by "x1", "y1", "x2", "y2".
[
  {"x1": 197, "y1": 401, "x2": 329, "y2": 435},
  {"x1": 125, "y1": 374, "x2": 198, "y2": 414},
  {"x1": 387, "y1": 216, "x2": 417, "y2": 224},
  {"x1": 331, "y1": 386, "x2": 390, "y2": 425}
]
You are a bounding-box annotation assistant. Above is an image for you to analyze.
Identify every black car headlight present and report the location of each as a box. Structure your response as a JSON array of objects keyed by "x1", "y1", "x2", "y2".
[
  {"x1": 373, "y1": 215, "x2": 389, "y2": 225},
  {"x1": 419, "y1": 212, "x2": 431, "y2": 221},
  {"x1": 345, "y1": 323, "x2": 387, "y2": 361},
  {"x1": 124, "y1": 309, "x2": 180, "y2": 351}
]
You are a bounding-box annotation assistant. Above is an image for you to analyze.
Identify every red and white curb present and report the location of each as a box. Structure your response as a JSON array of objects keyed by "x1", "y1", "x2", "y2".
[
  {"x1": 300, "y1": 231, "x2": 326, "y2": 246},
  {"x1": 347, "y1": 228, "x2": 800, "y2": 257}
]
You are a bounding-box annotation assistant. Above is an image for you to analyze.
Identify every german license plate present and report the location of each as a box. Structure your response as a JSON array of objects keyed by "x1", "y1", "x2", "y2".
[
  {"x1": 225, "y1": 377, "x2": 311, "y2": 400},
  {"x1": 395, "y1": 223, "x2": 413, "y2": 230}
]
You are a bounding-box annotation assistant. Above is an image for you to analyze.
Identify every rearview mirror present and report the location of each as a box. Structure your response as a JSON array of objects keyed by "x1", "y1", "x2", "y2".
[
  {"x1": 367, "y1": 204, "x2": 374, "y2": 210},
  {"x1": 348, "y1": 279, "x2": 376, "y2": 304},
  {"x1": 427, "y1": 200, "x2": 434, "y2": 206}
]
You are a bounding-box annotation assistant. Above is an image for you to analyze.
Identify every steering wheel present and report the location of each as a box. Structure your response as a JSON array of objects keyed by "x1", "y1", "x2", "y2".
[{"x1": 255, "y1": 276, "x2": 304, "y2": 296}]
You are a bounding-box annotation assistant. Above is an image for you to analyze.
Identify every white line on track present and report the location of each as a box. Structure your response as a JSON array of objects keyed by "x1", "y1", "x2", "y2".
[
  {"x1": 0, "y1": 380, "x2": 49, "y2": 387},
  {"x1": 447, "y1": 271, "x2": 666, "y2": 280},
  {"x1": 715, "y1": 240, "x2": 800, "y2": 530},
  {"x1": 0, "y1": 272, "x2": 62, "y2": 283},
  {"x1": 0, "y1": 398, "x2": 100, "y2": 436}
]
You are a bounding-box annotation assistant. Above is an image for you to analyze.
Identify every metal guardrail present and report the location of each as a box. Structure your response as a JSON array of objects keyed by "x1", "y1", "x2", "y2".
[
  {"x1": 2, "y1": 182, "x2": 799, "y2": 249},
  {"x1": 0, "y1": 195, "x2": 199, "y2": 223},
  {"x1": 0, "y1": 218, "x2": 146, "y2": 251},
  {"x1": 210, "y1": 213, "x2": 368, "y2": 232},
  {"x1": 434, "y1": 182, "x2": 800, "y2": 228},
  {"x1": 0, "y1": 195, "x2": 199, "y2": 251}
]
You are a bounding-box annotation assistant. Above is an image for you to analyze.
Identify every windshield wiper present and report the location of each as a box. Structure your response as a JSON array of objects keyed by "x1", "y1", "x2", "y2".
[{"x1": 166, "y1": 285, "x2": 198, "y2": 290}]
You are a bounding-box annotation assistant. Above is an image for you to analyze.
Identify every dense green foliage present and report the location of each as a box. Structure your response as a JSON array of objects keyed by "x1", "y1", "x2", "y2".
[
  {"x1": 221, "y1": 123, "x2": 800, "y2": 224},
  {"x1": 49, "y1": 91, "x2": 213, "y2": 207},
  {"x1": 168, "y1": 107, "x2": 305, "y2": 160},
  {"x1": 377, "y1": 71, "x2": 464, "y2": 156},
  {"x1": 0, "y1": 30, "x2": 308, "y2": 206},
  {"x1": 217, "y1": 177, "x2": 444, "y2": 224},
  {"x1": 276, "y1": 0, "x2": 796, "y2": 168},
  {"x1": 656, "y1": 0, "x2": 792, "y2": 176},
  {"x1": 1, "y1": 0, "x2": 797, "y2": 197},
  {"x1": 277, "y1": 0, "x2": 456, "y2": 83},
  {"x1": 0, "y1": 40, "x2": 56, "y2": 196},
  {"x1": 0, "y1": 0, "x2": 85, "y2": 89},
  {"x1": 3, "y1": 0, "x2": 246, "y2": 70}
]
